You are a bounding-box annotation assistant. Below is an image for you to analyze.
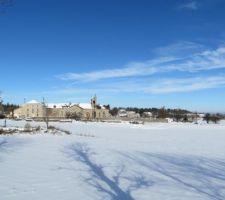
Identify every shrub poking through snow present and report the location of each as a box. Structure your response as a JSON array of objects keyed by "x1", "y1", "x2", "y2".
[
  {"x1": 35, "y1": 125, "x2": 41, "y2": 131},
  {"x1": 43, "y1": 126, "x2": 71, "y2": 135},
  {"x1": 24, "y1": 123, "x2": 32, "y2": 132},
  {"x1": 48, "y1": 125, "x2": 56, "y2": 130},
  {"x1": 0, "y1": 123, "x2": 70, "y2": 135},
  {"x1": 55, "y1": 127, "x2": 71, "y2": 135},
  {"x1": 204, "y1": 113, "x2": 222, "y2": 124}
]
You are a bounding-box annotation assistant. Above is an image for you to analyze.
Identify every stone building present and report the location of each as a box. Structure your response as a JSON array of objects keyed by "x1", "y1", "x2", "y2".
[
  {"x1": 14, "y1": 96, "x2": 110, "y2": 120},
  {"x1": 14, "y1": 100, "x2": 46, "y2": 119}
]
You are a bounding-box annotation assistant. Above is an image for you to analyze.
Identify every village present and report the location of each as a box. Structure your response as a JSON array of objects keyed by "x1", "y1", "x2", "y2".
[{"x1": 1, "y1": 95, "x2": 224, "y2": 126}]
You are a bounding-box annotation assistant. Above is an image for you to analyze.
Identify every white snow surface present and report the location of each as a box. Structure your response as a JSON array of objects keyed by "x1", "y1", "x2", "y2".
[
  {"x1": 47, "y1": 103, "x2": 92, "y2": 109},
  {"x1": 0, "y1": 119, "x2": 225, "y2": 200},
  {"x1": 26, "y1": 100, "x2": 40, "y2": 104},
  {"x1": 78, "y1": 103, "x2": 92, "y2": 109},
  {"x1": 47, "y1": 103, "x2": 69, "y2": 109}
]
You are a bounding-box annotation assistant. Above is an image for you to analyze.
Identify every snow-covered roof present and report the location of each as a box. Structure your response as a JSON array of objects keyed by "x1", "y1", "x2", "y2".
[
  {"x1": 47, "y1": 102, "x2": 92, "y2": 109},
  {"x1": 100, "y1": 105, "x2": 106, "y2": 110},
  {"x1": 24, "y1": 100, "x2": 107, "y2": 110},
  {"x1": 143, "y1": 112, "x2": 153, "y2": 116},
  {"x1": 78, "y1": 103, "x2": 92, "y2": 109},
  {"x1": 47, "y1": 103, "x2": 69, "y2": 109},
  {"x1": 26, "y1": 100, "x2": 40, "y2": 104},
  {"x1": 127, "y1": 111, "x2": 136, "y2": 114},
  {"x1": 119, "y1": 113, "x2": 128, "y2": 117}
]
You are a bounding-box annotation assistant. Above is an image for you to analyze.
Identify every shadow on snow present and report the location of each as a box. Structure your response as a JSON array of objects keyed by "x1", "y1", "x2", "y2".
[
  {"x1": 120, "y1": 152, "x2": 225, "y2": 200},
  {"x1": 0, "y1": 139, "x2": 8, "y2": 152},
  {"x1": 67, "y1": 143, "x2": 154, "y2": 200},
  {"x1": 66, "y1": 143, "x2": 225, "y2": 200},
  {"x1": 0, "y1": 138, "x2": 27, "y2": 162}
]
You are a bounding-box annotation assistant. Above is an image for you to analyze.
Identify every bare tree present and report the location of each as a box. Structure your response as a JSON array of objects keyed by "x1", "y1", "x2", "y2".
[
  {"x1": 204, "y1": 113, "x2": 210, "y2": 124},
  {"x1": 42, "y1": 98, "x2": 49, "y2": 130},
  {"x1": 0, "y1": 92, "x2": 6, "y2": 121},
  {"x1": 0, "y1": 91, "x2": 3, "y2": 113},
  {"x1": 204, "y1": 113, "x2": 221, "y2": 124},
  {"x1": 158, "y1": 106, "x2": 168, "y2": 119}
]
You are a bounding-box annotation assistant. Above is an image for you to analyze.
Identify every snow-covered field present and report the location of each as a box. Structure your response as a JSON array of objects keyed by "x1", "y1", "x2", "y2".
[{"x1": 0, "y1": 119, "x2": 225, "y2": 200}]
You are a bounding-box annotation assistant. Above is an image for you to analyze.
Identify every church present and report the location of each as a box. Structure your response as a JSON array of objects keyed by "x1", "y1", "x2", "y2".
[{"x1": 14, "y1": 96, "x2": 110, "y2": 120}]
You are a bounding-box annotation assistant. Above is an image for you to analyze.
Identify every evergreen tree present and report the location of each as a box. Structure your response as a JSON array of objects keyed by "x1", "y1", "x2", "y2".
[{"x1": 204, "y1": 113, "x2": 211, "y2": 124}]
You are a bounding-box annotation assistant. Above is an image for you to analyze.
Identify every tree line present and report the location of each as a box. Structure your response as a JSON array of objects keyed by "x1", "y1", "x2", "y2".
[
  {"x1": 0, "y1": 103, "x2": 19, "y2": 118},
  {"x1": 109, "y1": 106, "x2": 191, "y2": 117},
  {"x1": 203, "y1": 113, "x2": 224, "y2": 124},
  {"x1": 108, "y1": 106, "x2": 225, "y2": 123}
]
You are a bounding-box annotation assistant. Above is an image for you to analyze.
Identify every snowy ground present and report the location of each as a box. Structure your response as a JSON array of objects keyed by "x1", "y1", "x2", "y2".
[{"x1": 0, "y1": 119, "x2": 225, "y2": 200}]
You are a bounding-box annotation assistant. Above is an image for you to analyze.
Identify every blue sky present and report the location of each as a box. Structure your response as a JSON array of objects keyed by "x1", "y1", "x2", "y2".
[{"x1": 0, "y1": 0, "x2": 225, "y2": 112}]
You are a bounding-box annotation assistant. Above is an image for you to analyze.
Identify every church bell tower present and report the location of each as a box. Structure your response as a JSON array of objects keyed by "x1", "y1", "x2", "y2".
[{"x1": 91, "y1": 95, "x2": 97, "y2": 119}]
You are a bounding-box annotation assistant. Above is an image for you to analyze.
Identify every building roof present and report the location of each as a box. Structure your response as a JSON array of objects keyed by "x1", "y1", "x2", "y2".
[
  {"x1": 25, "y1": 100, "x2": 106, "y2": 110},
  {"x1": 47, "y1": 103, "x2": 69, "y2": 109},
  {"x1": 78, "y1": 103, "x2": 92, "y2": 109},
  {"x1": 26, "y1": 100, "x2": 40, "y2": 104},
  {"x1": 46, "y1": 102, "x2": 92, "y2": 109},
  {"x1": 99, "y1": 105, "x2": 106, "y2": 110}
]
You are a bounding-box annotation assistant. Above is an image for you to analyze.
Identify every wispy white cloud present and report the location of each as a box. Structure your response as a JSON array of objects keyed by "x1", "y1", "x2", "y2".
[
  {"x1": 168, "y1": 47, "x2": 225, "y2": 72},
  {"x1": 57, "y1": 43, "x2": 225, "y2": 82},
  {"x1": 144, "y1": 76, "x2": 225, "y2": 94},
  {"x1": 54, "y1": 75, "x2": 225, "y2": 95},
  {"x1": 58, "y1": 66, "x2": 157, "y2": 82},
  {"x1": 154, "y1": 41, "x2": 205, "y2": 56},
  {"x1": 57, "y1": 56, "x2": 176, "y2": 81},
  {"x1": 178, "y1": 1, "x2": 199, "y2": 11},
  {"x1": 103, "y1": 75, "x2": 225, "y2": 94}
]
